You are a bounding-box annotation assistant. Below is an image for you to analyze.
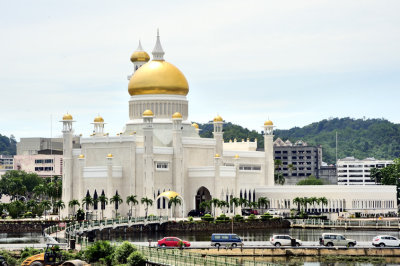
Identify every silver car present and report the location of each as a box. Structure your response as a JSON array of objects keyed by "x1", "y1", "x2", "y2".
[
  {"x1": 372, "y1": 235, "x2": 400, "y2": 247},
  {"x1": 270, "y1": 234, "x2": 302, "y2": 247}
]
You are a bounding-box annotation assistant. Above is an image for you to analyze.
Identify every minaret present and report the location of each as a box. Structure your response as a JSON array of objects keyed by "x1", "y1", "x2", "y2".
[
  {"x1": 172, "y1": 112, "x2": 184, "y2": 216},
  {"x1": 142, "y1": 109, "x2": 155, "y2": 215},
  {"x1": 213, "y1": 115, "x2": 224, "y2": 156},
  {"x1": 214, "y1": 153, "x2": 222, "y2": 215},
  {"x1": 60, "y1": 113, "x2": 74, "y2": 217},
  {"x1": 152, "y1": 29, "x2": 165, "y2": 61},
  {"x1": 92, "y1": 115, "x2": 105, "y2": 136},
  {"x1": 128, "y1": 41, "x2": 150, "y2": 79},
  {"x1": 264, "y1": 120, "x2": 275, "y2": 186}
]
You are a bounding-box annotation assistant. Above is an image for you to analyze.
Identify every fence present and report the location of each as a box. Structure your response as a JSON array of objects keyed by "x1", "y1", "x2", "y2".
[
  {"x1": 291, "y1": 219, "x2": 400, "y2": 229},
  {"x1": 137, "y1": 246, "x2": 275, "y2": 266}
]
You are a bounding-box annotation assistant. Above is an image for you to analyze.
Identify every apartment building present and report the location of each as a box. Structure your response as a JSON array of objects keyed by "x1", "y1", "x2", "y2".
[
  {"x1": 337, "y1": 157, "x2": 393, "y2": 185},
  {"x1": 13, "y1": 154, "x2": 63, "y2": 178}
]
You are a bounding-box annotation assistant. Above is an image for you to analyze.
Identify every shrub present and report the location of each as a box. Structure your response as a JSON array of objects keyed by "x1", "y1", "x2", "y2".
[
  {"x1": 84, "y1": 240, "x2": 115, "y2": 265},
  {"x1": 0, "y1": 249, "x2": 17, "y2": 266},
  {"x1": 24, "y1": 212, "x2": 33, "y2": 218},
  {"x1": 188, "y1": 216, "x2": 194, "y2": 222},
  {"x1": 127, "y1": 251, "x2": 146, "y2": 266},
  {"x1": 114, "y1": 241, "x2": 137, "y2": 264},
  {"x1": 216, "y1": 214, "x2": 230, "y2": 223},
  {"x1": 260, "y1": 213, "x2": 273, "y2": 221},
  {"x1": 247, "y1": 214, "x2": 256, "y2": 220},
  {"x1": 234, "y1": 214, "x2": 244, "y2": 222},
  {"x1": 201, "y1": 214, "x2": 214, "y2": 222}
]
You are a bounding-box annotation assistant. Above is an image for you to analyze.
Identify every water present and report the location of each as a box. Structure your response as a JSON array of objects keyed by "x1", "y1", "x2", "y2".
[{"x1": 0, "y1": 232, "x2": 44, "y2": 244}]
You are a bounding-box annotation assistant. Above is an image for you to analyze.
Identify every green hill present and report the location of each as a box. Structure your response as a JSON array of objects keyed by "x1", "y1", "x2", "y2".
[
  {"x1": 198, "y1": 118, "x2": 400, "y2": 164},
  {"x1": 0, "y1": 134, "x2": 17, "y2": 155}
]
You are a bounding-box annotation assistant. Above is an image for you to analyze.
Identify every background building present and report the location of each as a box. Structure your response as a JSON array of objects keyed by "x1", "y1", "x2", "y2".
[
  {"x1": 0, "y1": 155, "x2": 13, "y2": 177},
  {"x1": 17, "y1": 137, "x2": 80, "y2": 155},
  {"x1": 13, "y1": 154, "x2": 63, "y2": 178},
  {"x1": 337, "y1": 157, "x2": 393, "y2": 185}
]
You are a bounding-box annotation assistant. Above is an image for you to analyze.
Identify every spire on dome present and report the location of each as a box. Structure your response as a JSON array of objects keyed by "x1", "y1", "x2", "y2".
[
  {"x1": 152, "y1": 29, "x2": 165, "y2": 61},
  {"x1": 137, "y1": 40, "x2": 144, "y2": 51}
]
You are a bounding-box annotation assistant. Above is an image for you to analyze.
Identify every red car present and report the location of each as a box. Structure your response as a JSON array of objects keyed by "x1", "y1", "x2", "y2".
[{"x1": 157, "y1": 237, "x2": 191, "y2": 248}]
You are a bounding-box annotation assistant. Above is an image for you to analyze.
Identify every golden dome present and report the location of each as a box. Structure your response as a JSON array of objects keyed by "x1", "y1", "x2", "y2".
[
  {"x1": 128, "y1": 60, "x2": 189, "y2": 96},
  {"x1": 213, "y1": 115, "x2": 223, "y2": 122},
  {"x1": 172, "y1": 112, "x2": 182, "y2": 119},
  {"x1": 234, "y1": 154, "x2": 240, "y2": 159},
  {"x1": 94, "y1": 115, "x2": 104, "y2": 123},
  {"x1": 62, "y1": 113, "x2": 73, "y2": 121},
  {"x1": 78, "y1": 154, "x2": 85, "y2": 159},
  {"x1": 142, "y1": 109, "x2": 154, "y2": 116},
  {"x1": 192, "y1": 123, "x2": 199, "y2": 129},
  {"x1": 130, "y1": 50, "x2": 150, "y2": 63},
  {"x1": 107, "y1": 153, "x2": 113, "y2": 158},
  {"x1": 215, "y1": 154, "x2": 220, "y2": 158},
  {"x1": 264, "y1": 120, "x2": 273, "y2": 126}
]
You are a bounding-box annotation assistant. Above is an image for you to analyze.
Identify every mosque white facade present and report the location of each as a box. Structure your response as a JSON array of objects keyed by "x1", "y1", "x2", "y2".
[{"x1": 60, "y1": 32, "x2": 397, "y2": 219}]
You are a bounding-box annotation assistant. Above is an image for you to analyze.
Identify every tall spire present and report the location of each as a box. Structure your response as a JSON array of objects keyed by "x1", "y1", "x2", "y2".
[
  {"x1": 152, "y1": 29, "x2": 165, "y2": 61},
  {"x1": 137, "y1": 40, "x2": 144, "y2": 51}
]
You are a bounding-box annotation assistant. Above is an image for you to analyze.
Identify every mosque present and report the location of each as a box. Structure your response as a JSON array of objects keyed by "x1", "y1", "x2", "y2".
[{"x1": 60, "y1": 32, "x2": 396, "y2": 219}]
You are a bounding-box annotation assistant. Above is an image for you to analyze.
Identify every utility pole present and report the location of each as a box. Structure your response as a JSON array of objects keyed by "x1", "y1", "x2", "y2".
[{"x1": 336, "y1": 131, "x2": 338, "y2": 164}]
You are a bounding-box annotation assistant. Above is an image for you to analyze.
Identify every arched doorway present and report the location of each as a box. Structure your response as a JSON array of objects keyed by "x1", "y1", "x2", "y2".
[{"x1": 195, "y1": 186, "x2": 211, "y2": 210}]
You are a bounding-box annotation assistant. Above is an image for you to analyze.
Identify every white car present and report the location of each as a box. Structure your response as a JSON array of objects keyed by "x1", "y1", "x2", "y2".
[
  {"x1": 270, "y1": 234, "x2": 302, "y2": 247},
  {"x1": 372, "y1": 235, "x2": 400, "y2": 247},
  {"x1": 266, "y1": 209, "x2": 280, "y2": 215}
]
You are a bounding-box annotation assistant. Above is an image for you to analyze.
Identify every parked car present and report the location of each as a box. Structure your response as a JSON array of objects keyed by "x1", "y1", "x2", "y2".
[
  {"x1": 266, "y1": 209, "x2": 280, "y2": 215},
  {"x1": 241, "y1": 209, "x2": 258, "y2": 216},
  {"x1": 270, "y1": 235, "x2": 302, "y2": 247},
  {"x1": 319, "y1": 233, "x2": 356, "y2": 247},
  {"x1": 211, "y1": 233, "x2": 243, "y2": 248},
  {"x1": 372, "y1": 235, "x2": 400, "y2": 247},
  {"x1": 187, "y1": 209, "x2": 204, "y2": 217},
  {"x1": 158, "y1": 237, "x2": 191, "y2": 248}
]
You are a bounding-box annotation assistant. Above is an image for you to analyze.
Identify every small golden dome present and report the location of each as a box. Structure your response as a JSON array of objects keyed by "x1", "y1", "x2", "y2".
[
  {"x1": 107, "y1": 153, "x2": 113, "y2": 158},
  {"x1": 94, "y1": 115, "x2": 104, "y2": 123},
  {"x1": 62, "y1": 113, "x2": 73, "y2": 121},
  {"x1": 215, "y1": 154, "x2": 220, "y2": 158},
  {"x1": 142, "y1": 109, "x2": 154, "y2": 116},
  {"x1": 192, "y1": 123, "x2": 199, "y2": 129},
  {"x1": 264, "y1": 120, "x2": 273, "y2": 126},
  {"x1": 130, "y1": 50, "x2": 150, "y2": 63},
  {"x1": 234, "y1": 154, "x2": 240, "y2": 159},
  {"x1": 128, "y1": 60, "x2": 189, "y2": 96},
  {"x1": 213, "y1": 115, "x2": 223, "y2": 122},
  {"x1": 172, "y1": 112, "x2": 182, "y2": 119},
  {"x1": 78, "y1": 154, "x2": 85, "y2": 159}
]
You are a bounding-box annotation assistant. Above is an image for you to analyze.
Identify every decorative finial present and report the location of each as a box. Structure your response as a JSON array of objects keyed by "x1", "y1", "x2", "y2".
[
  {"x1": 152, "y1": 29, "x2": 165, "y2": 61},
  {"x1": 137, "y1": 40, "x2": 143, "y2": 51}
]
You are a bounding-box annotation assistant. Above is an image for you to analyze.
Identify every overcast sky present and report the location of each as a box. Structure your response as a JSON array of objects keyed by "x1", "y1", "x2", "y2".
[{"x1": 1, "y1": 0, "x2": 399, "y2": 140}]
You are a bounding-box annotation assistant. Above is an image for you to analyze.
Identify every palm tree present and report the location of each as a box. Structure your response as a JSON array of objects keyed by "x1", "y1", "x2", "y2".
[
  {"x1": 293, "y1": 197, "x2": 302, "y2": 213},
  {"x1": 141, "y1": 197, "x2": 153, "y2": 219},
  {"x1": 239, "y1": 198, "x2": 249, "y2": 209},
  {"x1": 26, "y1": 199, "x2": 38, "y2": 213},
  {"x1": 82, "y1": 192, "x2": 93, "y2": 220},
  {"x1": 257, "y1": 197, "x2": 270, "y2": 214},
  {"x1": 309, "y1": 197, "x2": 318, "y2": 213},
  {"x1": 54, "y1": 200, "x2": 65, "y2": 220},
  {"x1": 126, "y1": 195, "x2": 139, "y2": 218},
  {"x1": 41, "y1": 200, "x2": 52, "y2": 220},
  {"x1": 274, "y1": 159, "x2": 285, "y2": 185},
  {"x1": 110, "y1": 191, "x2": 123, "y2": 218},
  {"x1": 249, "y1": 201, "x2": 259, "y2": 210},
  {"x1": 229, "y1": 197, "x2": 240, "y2": 215},
  {"x1": 199, "y1": 200, "x2": 211, "y2": 213},
  {"x1": 218, "y1": 200, "x2": 228, "y2": 214},
  {"x1": 33, "y1": 184, "x2": 46, "y2": 201},
  {"x1": 99, "y1": 191, "x2": 108, "y2": 220},
  {"x1": 210, "y1": 198, "x2": 220, "y2": 217},
  {"x1": 319, "y1": 197, "x2": 328, "y2": 213},
  {"x1": 68, "y1": 199, "x2": 80, "y2": 219},
  {"x1": 168, "y1": 196, "x2": 182, "y2": 220}
]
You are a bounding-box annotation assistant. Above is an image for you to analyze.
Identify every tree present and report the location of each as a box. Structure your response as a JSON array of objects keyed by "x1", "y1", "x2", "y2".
[
  {"x1": 293, "y1": 197, "x2": 302, "y2": 212},
  {"x1": 33, "y1": 184, "x2": 47, "y2": 201},
  {"x1": 218, "y1": 200, "x2": 228, "y2": 214},
  {"x1": 309, "y1": 197, "x2": 318, "y2": 213},
  {"x1": 210, "y1": 198, "x2": 220, "y2": 217},
  {"x1": 239, "y1": 198, "x2": 249, "y2": 209},
  {"x1": 140, "y1": 197, "x2": 153, "y2": 219},
  {"x1": 319, "y1": 197, "x2": 328, "y2": 211},
  {"x1": 54, "y1": 200, "x2": 65, "y2": 220},
  {"x1": 229, "y1": 197, "x2": 240, "y2": 215},
  {"x1": 126, "y1": 195, "x2": 139, "y2": 218},
  {"x1": 110, "y1": 191, "x2": 123, "y2": 219},
  {"x1": 82, "y1": 195, "x2": 94, "y2": 212},
  {"x1": 257, "y1": 197, "x2": 270, "y2": 214},
  {"x1": 297, "y1": 175, "x2": 324, "y2": 185},
  {"x1": 99, "y1": 191, "x2": 108, "y2": 220},
  {"x1": 41, "y1": 200, "x2": 52, "y2": 219},
  {"x1": 371, "y1": 158, "x2": 400, "y2": 202},
  {"x1": 199, "y1": 200, "x2": 211, "y2": 213},
  {"x1": 7, "y1": 200, "x2": 26, "y2": 219},
  {"x1": 68, "y1": 199, "x2": 80, "y2": 219},
  {"x1": 168, "y1": 196, "x2": 182, "y2": 220}
]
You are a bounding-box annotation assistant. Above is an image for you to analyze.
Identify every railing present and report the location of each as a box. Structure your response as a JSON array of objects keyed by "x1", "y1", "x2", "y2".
[
  {"x1": 291, "y1": 219, "x2": 400, "y2": 229},
  {"x1": 136, "y1": 246, "x2": 275, "y2": 266}
]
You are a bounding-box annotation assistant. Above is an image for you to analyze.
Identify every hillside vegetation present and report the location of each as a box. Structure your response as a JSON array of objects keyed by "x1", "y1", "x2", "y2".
[
  {"x1": 0, "y1": 134, "x2": 16, "y2": 155},
  {"x1": 198, "y1": 118, "x2": 400, "y2": 164}
]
